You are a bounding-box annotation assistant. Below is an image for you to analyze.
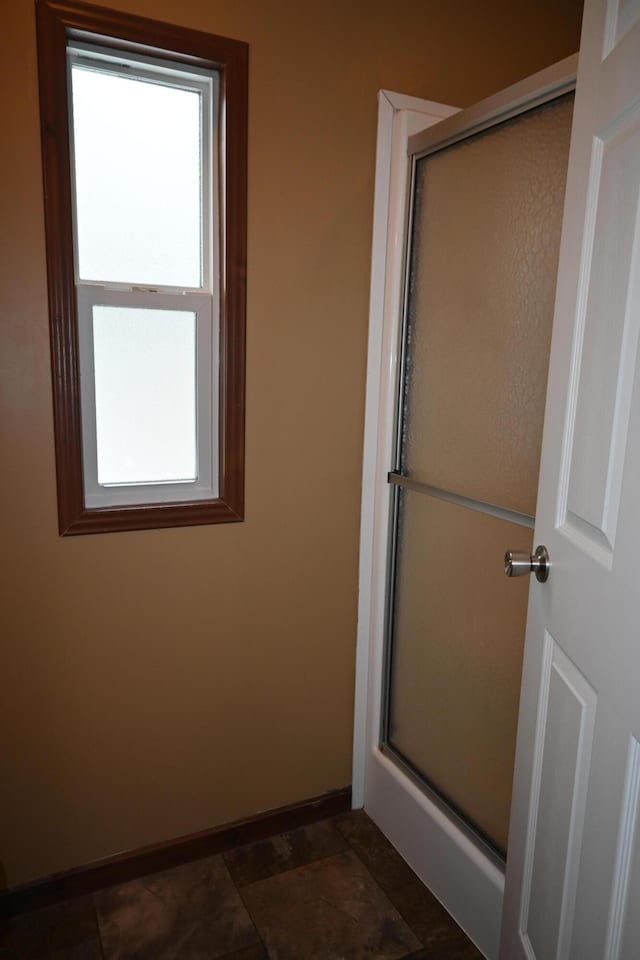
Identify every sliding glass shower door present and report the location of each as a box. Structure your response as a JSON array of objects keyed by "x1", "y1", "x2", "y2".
[{"x1": 383, "y1": 93, "x2": 574, "y2": 856}]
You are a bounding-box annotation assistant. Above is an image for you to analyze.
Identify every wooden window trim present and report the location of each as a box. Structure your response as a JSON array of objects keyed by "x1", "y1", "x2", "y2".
[{"x1": 36, "y1": 0, "x2": 247, "y2": 535}]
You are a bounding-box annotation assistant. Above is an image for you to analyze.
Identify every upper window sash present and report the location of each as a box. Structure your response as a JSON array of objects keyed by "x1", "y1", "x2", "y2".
[{"x1": 66, "y1": 42, "x2": 216, "y2": 294}]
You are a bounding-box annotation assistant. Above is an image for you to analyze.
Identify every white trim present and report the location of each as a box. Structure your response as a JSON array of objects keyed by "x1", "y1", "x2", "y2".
[
  {"x1": 353, "y1": 91, "x2": 503, "y2": 959},
  {"x1": 367, "y1": 750, "x2": 505, "y2": 951},
  {"x1": 352, "y1": 90, "x2": 458, "y2": 808}
]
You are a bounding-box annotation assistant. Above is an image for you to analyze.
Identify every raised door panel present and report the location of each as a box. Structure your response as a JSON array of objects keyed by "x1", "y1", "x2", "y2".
[{"x1": 518, "y1": 636, "x2": 597, "y2": 960}]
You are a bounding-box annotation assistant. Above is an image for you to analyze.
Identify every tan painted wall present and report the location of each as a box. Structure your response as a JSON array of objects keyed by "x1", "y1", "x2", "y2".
[{"x1": 0, "y1": 0, "x2": 582, "y2": 887}]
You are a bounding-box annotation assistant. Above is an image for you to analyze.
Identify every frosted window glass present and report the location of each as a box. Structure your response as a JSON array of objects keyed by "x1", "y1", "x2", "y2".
[
  {"x1": 93, "y1": 306, "x2": 197, "y2": 485},
  {"x1": 402, "y1": 94, "x2": 574, "y2": 515},
  {"x1": 388, "y1": 490, "x2": 533, "y2": 853},
  {"x1": 71, "y1": 66, "x2": 202, "y2": 287}
]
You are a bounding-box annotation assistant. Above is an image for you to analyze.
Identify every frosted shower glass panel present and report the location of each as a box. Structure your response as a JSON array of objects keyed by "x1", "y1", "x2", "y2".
[
  {"x1": 93, "y1": 306, "x2": 197, "y2": 485},
  {"x1": 403, "y1": 94, "x2": 573, "y2": 515},
  {"x1": 387, "y1": 490, "x2": 533, "y2": 852},
  {"x1": 71, "y1": 66, "x2": 202, "y2": 287}
]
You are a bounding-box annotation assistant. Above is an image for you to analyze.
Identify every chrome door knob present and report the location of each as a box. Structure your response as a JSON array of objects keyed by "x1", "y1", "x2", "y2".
[{"x1": 504, "y1": 545, "x2": 550, "y2": 583}]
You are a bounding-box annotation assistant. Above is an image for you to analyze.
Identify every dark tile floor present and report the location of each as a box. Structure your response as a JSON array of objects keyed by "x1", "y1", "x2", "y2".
[{"x1": 0, "y1": 811, "x2": 484, "y2": 960}]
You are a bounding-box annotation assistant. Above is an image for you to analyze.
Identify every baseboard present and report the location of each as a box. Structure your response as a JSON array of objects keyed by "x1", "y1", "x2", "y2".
[{"x1": 1, "y1": 786, "x2": 352, "y2": 917}]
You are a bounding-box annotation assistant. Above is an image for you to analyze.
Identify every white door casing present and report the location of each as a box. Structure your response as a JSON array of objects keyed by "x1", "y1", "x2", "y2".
[
  {"x1": 501, "y1": 2, "x2": 640, "y2": 959},
  {"x1": 354, "y1": 95, "x2": 505, "y2": 959},
  {"x1": 353, "y1": 90, "x2": 459, "y2": 812}
]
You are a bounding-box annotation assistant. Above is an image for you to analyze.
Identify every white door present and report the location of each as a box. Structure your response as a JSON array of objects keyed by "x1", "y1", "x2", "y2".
[
  {"x1": 501, "y1": 2, "x2": 640, "y2": 958},
  {"x1": 356, "y1": 62, "x2": 577, "y2": 960}
]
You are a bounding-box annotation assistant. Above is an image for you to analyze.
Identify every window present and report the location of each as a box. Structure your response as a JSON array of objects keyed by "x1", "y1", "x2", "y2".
[{"x1": 36, "y1": 0, "x2": 248, "y2": 534}]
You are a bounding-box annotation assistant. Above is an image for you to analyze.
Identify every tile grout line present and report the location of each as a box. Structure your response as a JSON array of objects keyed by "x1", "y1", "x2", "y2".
[
  {"x1": 332, "y1": 816, "x2": 427, "y2": 944},
  {"x1": 231, "y1": 814, "x2": 423, "y2": 955},
  {"x1": 228, "y1": 846, "x2": 351, "y2": 891},
  {"x1": 222, "y1": 815, "x2": 352, "y2": 889},
  {"x1": 92, "y1": 893, "x2": 106, "y2": 960},
  {"x1": 333, "y1": 815, "x2": 473, "y2": 952},
  {"x1": 334, "y1": 842, "x2": 427, "y2": 949},
  {"x1": 217, "y1": 847, "x2": 269, "y2": 960}
]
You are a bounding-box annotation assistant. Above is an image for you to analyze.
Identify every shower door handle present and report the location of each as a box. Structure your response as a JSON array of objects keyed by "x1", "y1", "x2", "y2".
[{"x1": 504, "y1": 545, "x2": 550, "y2": 583}]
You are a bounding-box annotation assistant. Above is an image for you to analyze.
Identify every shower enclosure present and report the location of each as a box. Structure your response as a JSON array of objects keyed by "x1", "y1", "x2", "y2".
[{"x1": 356, "y1": 57, "x2": 578, "y2": 959}]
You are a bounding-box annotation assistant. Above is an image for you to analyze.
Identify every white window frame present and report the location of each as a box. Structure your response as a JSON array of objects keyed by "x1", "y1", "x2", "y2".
[{"x1": 67, "y1": 43, "x2": 220, "y2": 509}]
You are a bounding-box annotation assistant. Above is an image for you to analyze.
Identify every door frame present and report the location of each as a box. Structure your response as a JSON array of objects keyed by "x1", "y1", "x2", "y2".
[
  {"x1": 353, "y1": 56, "x2": 578, "y2": 960},
  {"x1": 352, "y1": 89, "x2": 459, "y2": 809}
]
